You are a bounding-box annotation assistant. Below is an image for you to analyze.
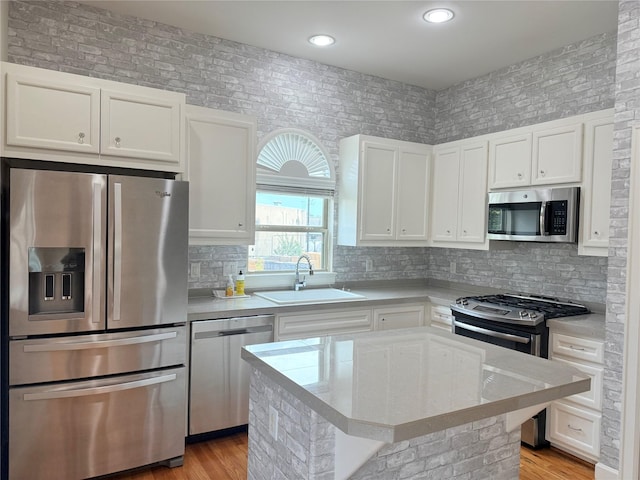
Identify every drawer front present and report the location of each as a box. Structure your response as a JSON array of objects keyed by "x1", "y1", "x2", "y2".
[
  {"x1": 10, "y1": 326, "x2": 187, "y2": 385},
  {"x1": 277, "y1": 309, "x2": 373, "y2": 340},
  {"x1": 551, "y1": 332, "x2": 604, "y2": 364},
  {"x1": 549, "y1": 401, "x2": 601, "y2": 460},
  {"x1": 9, "y1": 367, "x2": 186, "y2": 480},
  {"x1": 430, "y1": 305, "x2": 453, "y2": 330},
  {"x1": 551, "y1": 356, "x2": 603, "y2": 411}
]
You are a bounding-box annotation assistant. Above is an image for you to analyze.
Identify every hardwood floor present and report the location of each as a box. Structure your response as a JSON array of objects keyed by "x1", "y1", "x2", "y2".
[{"x1": 108, "y1": 431, "x2": 594, "y2": 480}]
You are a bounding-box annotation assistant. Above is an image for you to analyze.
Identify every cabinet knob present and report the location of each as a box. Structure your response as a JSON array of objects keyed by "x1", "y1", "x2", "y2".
[
  {"x1": 540, "y1": 170, "x2": 546, "y2": 177},
  {"x1": 402, "y1": 228, "x2": 406, "y2": 233},
  {"x1": 463, "y1": 230, "x2": 467, "y2": 234},
  {"x1": 386, "y1": 228, "x2": 391, "y2": 232},
  {"x1": 115, "y1": 137, "x2": 121, "y2": 148},
  {"x1": 594, "y1": 231, "x2": 599, "y2": 235},
  {"x1": 78, "y1": 132, "x2": 85, "y2": 144},
  {"x1": 238, "y1": 223, "x2": 243, "y2": 227},
  {"x1": 517, "y1": 173, "x2": 522, "y2": 179},
  {"x1": 446, "y1": 230, "x2": 451, "y2": 234}
]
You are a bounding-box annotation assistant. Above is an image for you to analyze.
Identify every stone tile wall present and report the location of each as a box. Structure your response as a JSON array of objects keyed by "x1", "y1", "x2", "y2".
[
  {"x1": 600, "y1": 0, "x2": 640, "y2": 471},
  {"x1": 248, "y1": 367, "x2": 521, "y2": 480},
  {"x1": 434, "y1": 32, "x2": 617, "y2": 144}
]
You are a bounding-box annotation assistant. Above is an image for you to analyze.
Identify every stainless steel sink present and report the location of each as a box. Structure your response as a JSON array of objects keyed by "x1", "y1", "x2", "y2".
[{"x1": 254, "y1": 288, "x2": 365, "y2": 305}]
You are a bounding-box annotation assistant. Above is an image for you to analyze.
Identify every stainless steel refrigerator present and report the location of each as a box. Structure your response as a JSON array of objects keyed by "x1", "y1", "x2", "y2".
[{"x1": 6, "y1": 168, "x2": 188, "y2": 479}]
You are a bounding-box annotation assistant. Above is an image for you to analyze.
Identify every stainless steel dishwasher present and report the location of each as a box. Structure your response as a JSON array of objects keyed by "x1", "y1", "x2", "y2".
[{"x1": 189, "y1": 315, "x2": 274, "y2": 435}]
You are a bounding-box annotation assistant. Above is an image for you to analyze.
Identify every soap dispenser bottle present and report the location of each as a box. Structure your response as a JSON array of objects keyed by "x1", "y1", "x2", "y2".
[
  {"x1": 235, "y1": 270, "x2": 245, "y2": 296},
  {"x1": 225, "y1": 275, "x2": 234, "y2": 297}
]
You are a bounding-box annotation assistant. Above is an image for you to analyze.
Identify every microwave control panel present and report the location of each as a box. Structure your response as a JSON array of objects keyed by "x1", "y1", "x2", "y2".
[{"x1": 548, "y1": 200, "x2": 568, "y2": 235}]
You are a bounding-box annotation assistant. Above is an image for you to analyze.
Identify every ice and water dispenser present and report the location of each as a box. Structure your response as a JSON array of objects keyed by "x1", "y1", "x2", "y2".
[{"x1": 28, "y1": 247, "x2": 85, "y2": 316}]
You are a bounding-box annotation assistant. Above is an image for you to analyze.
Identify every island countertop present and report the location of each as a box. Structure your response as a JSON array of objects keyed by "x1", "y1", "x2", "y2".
[{"x1": 242, "y1": 326, "x2": 590, "y2": 443}]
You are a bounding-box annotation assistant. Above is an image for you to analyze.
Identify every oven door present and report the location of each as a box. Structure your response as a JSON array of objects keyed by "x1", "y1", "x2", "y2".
[{"x1": 452, "y1": 313, "x2": 541, "y2": 356}]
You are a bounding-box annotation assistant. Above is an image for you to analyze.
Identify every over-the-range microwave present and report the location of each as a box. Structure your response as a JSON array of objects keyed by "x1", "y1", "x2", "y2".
[{"x1": 487, "y1": 186, "x2": 579, "y2": 243}]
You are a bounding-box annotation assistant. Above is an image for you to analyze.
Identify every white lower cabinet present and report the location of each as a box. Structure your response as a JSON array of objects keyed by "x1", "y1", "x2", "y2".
[
  {"x1": 275, "y1": 302, "x2": 427, "y2": 340},
  {"x1": 548, "y1": 401, "x2": 601, "y2": 460},
  {"x1": 428, "y1": 304, "x2": 453, "y2": 332},
  {"x1": 547, "y1": 330, "x2": 604, "y2": 463},
  {"x1": 373, "y1": 304, "x2": 425, "y2": 330}
]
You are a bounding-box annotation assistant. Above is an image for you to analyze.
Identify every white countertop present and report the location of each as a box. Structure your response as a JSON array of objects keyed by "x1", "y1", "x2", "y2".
[
  {"x1": 242, "y1": 326, "x2": 590, "y2": 443},
  {"x1": 187, "y1": 284, "x2": 475, "y2": 321}
]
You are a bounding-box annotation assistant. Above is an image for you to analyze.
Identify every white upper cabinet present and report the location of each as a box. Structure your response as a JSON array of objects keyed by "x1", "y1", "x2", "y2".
[
  {"x1": 184, "y1": 105, "x2": 257, "y2": 245},
  {"x1": 396, "y1": 146, "x2": 431, "y2": 241},
  {"x1": 100, "y1": 89, "x2": 182, "y2": 165},
  {"x1": 488, "y1": 132, "x2": 532, "y2": 189},
  {"x1": 2, "y1": 62, "x2": 185, "y2": 172},
  {"x1": 488, "y1": 117, "x2": 584, "y2": 190},
  {"x1": 431, "y1": 140, "x2": 488, "y2": 249},
  {"x1": 338, "y1": 135, "x2": 430, "y2": 246},
  {"x1": 531, "y1": 123, "x2": 583, "y2": 185},
  {"x1": 359, "y1": 141, "x2": 397, "y2": 242},
  {"x1": 6, "y1": 73, "x2": 101, "y2": 154},
  {"x1": 579, "y1": 111, "x2": 614, "y2": 256}
]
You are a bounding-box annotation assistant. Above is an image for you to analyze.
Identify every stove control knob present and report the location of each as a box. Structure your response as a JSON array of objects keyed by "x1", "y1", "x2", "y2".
[
  {"x1": 456, "y1": 298, "x2": 462, "y2": 305},
  {"x1": 529, "y1": 312, "x2": 538, "y2": 319},
  {"x1": 519, "y1": 310, "x2": 527, "y2": 318},
  {"x1": 462, "y1": 299, "x2": 469, "y2": 306}
]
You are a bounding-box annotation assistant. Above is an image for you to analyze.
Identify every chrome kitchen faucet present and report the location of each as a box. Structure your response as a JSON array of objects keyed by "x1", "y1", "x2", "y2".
[{"x1": 294, "y1": 254, "x2": 314, "y2": 291}]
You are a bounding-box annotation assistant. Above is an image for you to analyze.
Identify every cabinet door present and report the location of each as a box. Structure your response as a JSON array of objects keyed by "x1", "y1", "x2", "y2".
[
  {"x1": 374, "y1": 304, "x2": 425, "y2": 330},
  {"x1": 580, "y1": 118, "x2": 613, "y2": 253},
  {"x1": 488, "y1": 133, "x2": 531, "y2": 189},
  {"x1": 185, "y1": 107, "x2": 256, "y2": 244},
  {"x1": 6, "y1": 73, "x2": 100, "y2": 154},
  {"x1": 101, "y1": 89, "x2": 182, "y2": 165},
  {"x1": 532, "y1": 123, "x2": 583, "y2": 185},
  {"x1": 458, "y1": 142, "x2": 488, "y2": 243},
  {"x1": 396, "y1": 148, "x2": 429, "y2": 241},
  {"x1": 431, "y1": 147, "x2": 460, "y2": 242},
  {"x1": 359, "y1": 142, "x2": 396, "y2": 241}
]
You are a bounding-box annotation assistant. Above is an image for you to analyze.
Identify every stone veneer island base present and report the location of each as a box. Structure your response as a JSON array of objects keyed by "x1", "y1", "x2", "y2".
[{"x1": 242, "y1": 327, "x2": 590, "y2": 480}]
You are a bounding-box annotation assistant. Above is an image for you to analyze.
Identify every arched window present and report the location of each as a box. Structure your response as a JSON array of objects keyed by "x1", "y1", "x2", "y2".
[{"x1": 249, "y1": 129, "x2": 335, "y2": 274}]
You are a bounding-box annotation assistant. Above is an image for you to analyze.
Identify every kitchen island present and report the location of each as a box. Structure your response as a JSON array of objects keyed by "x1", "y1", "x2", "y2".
[{"x1": 242, "y1": 326, "x2": 590, "y2": 480}]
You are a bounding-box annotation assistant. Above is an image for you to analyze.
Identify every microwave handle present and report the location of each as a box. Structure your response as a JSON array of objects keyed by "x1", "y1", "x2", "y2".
[{"x1": 540, "y1": 201, "x2": 548, "y2": 236}]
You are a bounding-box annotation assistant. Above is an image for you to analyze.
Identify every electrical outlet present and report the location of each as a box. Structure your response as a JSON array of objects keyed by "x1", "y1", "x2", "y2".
[
  {"x1": 268, "y1": 405, "x2": 279, "y2": 441},
  {"x1": 223, "y1": 261, "x2": 237, "y2": 277},
  {"x1": 190, "y1": 262, "x2": 201, "y2": 278},
  {"x1": 450, "y1": 261, "x2": 456, "y2": 274},
  {"x1": 365, "y1": 258, "x2": 373, "y2": 272}
]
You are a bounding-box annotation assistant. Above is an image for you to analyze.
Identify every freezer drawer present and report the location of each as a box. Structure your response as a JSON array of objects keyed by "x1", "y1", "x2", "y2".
[
  {"x1": 10, "y1": 326, "x2": 186, "y2": 385},
  {"x1": 9, "y1": 367, "x2": 186, "y2": 480},
  {"x1": 189, "y1": 315, "x2": 274, "y2": 435}
]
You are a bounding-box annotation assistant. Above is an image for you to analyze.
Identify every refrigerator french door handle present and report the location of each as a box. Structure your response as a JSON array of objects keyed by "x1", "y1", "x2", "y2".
[
  {"x1": 23, "y1": 373, "x2": 177, "y2": 401},
  {"x1": 22, "y1": 331, "x2": 178, "y2": 353},
  {"x1": 92, "y1": 183, "x2": 102, "y2": 323},
  {"x1": 113, "y1": 182, "x2": 123, "y2": 321}
]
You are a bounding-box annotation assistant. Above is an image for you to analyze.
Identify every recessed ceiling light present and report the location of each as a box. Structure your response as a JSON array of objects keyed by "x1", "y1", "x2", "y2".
[
  {"x1": 423, "y1": 8, "x2": 455, "y2": 24},
  {"x1": 308, "y1": 34, "x2": 335, "y2": 47}
]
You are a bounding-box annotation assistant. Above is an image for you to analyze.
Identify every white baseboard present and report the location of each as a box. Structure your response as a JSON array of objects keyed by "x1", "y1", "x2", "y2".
[{"x1": 595, "y1": 462, "x2": 619, "y2": 480}]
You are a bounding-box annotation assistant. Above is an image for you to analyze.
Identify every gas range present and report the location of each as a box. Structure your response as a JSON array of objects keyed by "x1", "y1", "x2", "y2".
[{"x1": 450, "y1": 293, "x2": 590, "y2": 326}]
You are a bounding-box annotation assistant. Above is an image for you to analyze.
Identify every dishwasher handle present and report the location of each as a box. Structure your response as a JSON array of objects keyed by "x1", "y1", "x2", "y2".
[{"x1": 194, "y1": 324, "x2": 273, "y2": 340}]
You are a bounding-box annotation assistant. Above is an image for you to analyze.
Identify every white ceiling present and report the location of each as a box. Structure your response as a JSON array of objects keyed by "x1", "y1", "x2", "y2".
[{"x1": 83, "y1": 1, "x2": 619, "y2": 91}]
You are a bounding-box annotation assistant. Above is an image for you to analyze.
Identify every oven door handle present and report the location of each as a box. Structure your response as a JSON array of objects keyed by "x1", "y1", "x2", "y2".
[{"x1": 453, "y1": 320, "x2": 531, "y2": 344}]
